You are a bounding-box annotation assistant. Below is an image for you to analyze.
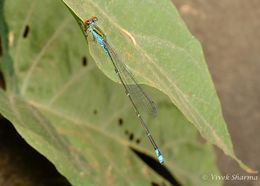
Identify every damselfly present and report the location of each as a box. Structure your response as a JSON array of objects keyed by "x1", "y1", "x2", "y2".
[{"x1": 82, "y1": 17, "x2": 164, "y2": 164}]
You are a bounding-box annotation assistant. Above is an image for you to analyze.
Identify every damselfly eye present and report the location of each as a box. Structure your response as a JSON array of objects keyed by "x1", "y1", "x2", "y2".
[
  {"x1": 92, "y1": 16, "x2": 98, "y2": 22},
  {"x1": 83, "y1": 20, "x2": 89, "y2": 27}
]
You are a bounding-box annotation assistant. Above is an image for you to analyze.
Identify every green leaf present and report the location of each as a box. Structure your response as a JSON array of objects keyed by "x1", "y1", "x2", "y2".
[
  {"x1": 0, "y1": 0, "x2": 17, "y2": 93},
  {"x1": 0, "y1": 0, "x2": 224, "y2": 185},
  {"x1": 62, "y1": 0, "x2": 254, "y2": 173}
]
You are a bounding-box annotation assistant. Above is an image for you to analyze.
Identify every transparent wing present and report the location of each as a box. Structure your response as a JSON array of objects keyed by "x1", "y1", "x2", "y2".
[{"x1": 104, "y1": 41, "x2": 157, "y2": 116}]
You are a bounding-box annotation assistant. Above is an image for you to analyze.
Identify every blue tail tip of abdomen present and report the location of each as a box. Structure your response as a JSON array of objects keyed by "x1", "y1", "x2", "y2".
[
  {"x1": 158, "y1": 154, "x2": 164, "y2": 164},
  {"x1": 155, "y1": 149, "x2": 164, "y2": 164}
]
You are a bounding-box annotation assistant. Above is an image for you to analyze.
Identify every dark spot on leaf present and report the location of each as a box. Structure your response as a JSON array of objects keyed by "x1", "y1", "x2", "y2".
[
  {"x1": 131, "y1": 147, "x2": 181, "y2": 186},
  {"x1": 151, "y1": 182, "x2": 160, "y2": 186},
  {"x1": 0, "y1": 70, "x2": 6, "y2": 90},
  {"x1": 118, "y1": 118, "x2": 123, "y2": 126},
  {"x1": 93, "y1": 109, "x2": 98, "y2": 115},
  {"x1": 129, "y1": 133, "x2": 134, "y2": 141},
  {"x1": 125, "y1": 130, "x2": 129, "y2": 135},
  {"x1": 136, "y1": 138, "x2": 141, "y2": 144},
  {"x1": 0, "y1": 36, "x2": 2, "y2": 57},
  {"x1": 82, "y1": 56, "x2": 87, "y2": 66},
  {"x1": 23, "y1": 25, "x2": 30, "y2": 38}
]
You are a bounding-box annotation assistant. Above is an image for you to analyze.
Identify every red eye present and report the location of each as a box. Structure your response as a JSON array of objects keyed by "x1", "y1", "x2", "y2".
[
  {"x1": 83, "y1": 19, "x2": 89, "y2": 27},
  {"x1": 83, "y1": 16, "x2": 98, "y2": 27}
]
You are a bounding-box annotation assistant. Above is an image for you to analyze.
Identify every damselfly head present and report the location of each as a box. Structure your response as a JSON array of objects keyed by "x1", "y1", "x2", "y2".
[{"x1": 83, "y1": 16, "x2": 98, "y2": 27}]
